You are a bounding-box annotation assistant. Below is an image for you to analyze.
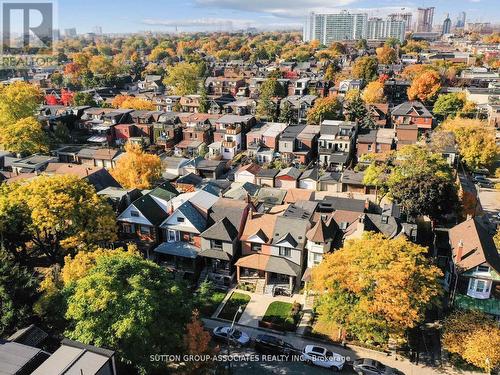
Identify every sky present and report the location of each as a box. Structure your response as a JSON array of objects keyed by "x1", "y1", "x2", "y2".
[{"x1": 55, "y1": 0, "x2": 500, "y2": 34}]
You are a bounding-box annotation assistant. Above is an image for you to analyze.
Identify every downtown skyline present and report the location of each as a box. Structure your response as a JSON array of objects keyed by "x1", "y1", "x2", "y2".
[{"x1": 55, "y1": 0, "x2": 499, "y2": 34}]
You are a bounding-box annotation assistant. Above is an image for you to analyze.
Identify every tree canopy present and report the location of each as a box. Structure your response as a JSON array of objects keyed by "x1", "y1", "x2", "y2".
[
  {"x1": 362, "y1": 81, "x2": 387, "y2": 104},
  {"x1": 163, "y1": 62, "x2": 203, "y2": 95},
  {"x1": 352, "y1": 56, "x2": 378, "y2": 82},
  {"x1": 306, "y1": 95, "x2": 342, "y2": 125},
  {"x1": 311, "y1": 233, "x2": 442, "y2": 344},
  {"x1": 111, "y1": 142, "x2": 162, "y2": 189},
  {"x1": 407, "y1": 70, "x2": 441, "y2": 103}
]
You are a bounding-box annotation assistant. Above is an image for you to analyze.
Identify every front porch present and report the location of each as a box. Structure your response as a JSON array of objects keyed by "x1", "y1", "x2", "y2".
[
  {"x1": 235, "y1": 253, "x2": 301, "y2": 295},
  {"x1": 153, "y1": 241, "x2": 200, "y2": 281},
  {"x1": 198, "y1": 250, "x2": 235, "y2": 288}
]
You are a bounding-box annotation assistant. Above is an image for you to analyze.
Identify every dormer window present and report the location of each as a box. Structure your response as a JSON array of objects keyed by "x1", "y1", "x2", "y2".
[
  {"x1": 477, "y1": 265, "x2": 490, "y2": 273},
  {"x1": 131, "y1": 210, "x2": 139, "y2": 217},
  {"x1": 177, "y1": 217, "x2": 185, "y2": 223},
  {"x1": 339, "y1": 222, "x2": 348, "y2": 230},
  {"x1": 381, "y1": 215, "x2": 389, "y2": 224}
]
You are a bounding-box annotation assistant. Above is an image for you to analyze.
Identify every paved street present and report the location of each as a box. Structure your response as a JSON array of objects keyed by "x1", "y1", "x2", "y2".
[{"x1": 203, "y1": 318, "x2": 474, "y2": 375}]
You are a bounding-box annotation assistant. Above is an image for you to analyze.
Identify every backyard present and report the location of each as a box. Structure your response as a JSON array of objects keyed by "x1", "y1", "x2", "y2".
[
  {"x1": 218, "y1": 292, "x2": 251, "y2": 321},
  {"x1": 195, "y1": 281, "x2": 227, "y2": 317}
]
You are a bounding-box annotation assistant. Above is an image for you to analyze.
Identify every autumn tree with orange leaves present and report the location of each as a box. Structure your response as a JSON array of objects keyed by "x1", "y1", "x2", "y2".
[
  {"x1": 111, "y1": 95, "x2": 155, "y2": 110},
  {"x1": 183, "y1": 310, "x2": 218, "y2": 372},
  {"x1": 311, "y1": 233, "x2": 442, "y2": 344},
  {"x1": 407, "y1": 70, "x2": 441, "y2": 103},
  {"x1": 111, "y1": 142, "x2": 161, "y2": 189},
  {"x1": 376, "y1": 45, "x2": 397, "y2": 64},
  {"x1": 443, "y1": 310, "x2": 500, "y2": 372}
]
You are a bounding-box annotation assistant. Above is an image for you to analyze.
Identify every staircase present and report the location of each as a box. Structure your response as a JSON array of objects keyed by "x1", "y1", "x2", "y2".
[
  {"x1": 264, "y1": 284, "x2": 275, "y2": 295},
  {"x1": 197, "y1": 268, "x2": 209, "y2": 287},
  {"x1": 255, "y1": 279, "x2": 266, "y2": 294}
]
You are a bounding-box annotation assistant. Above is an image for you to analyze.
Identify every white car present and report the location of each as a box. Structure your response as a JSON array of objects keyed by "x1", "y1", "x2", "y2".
[
  {"x1": 302, "y1": 345, "x2": 345, "y2": 371},
  {"x1": 212, "y1": 326, "x2": 250, "y2": 346}
]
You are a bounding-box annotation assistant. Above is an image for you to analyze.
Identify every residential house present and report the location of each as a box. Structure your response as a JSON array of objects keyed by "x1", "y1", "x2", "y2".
[
  {"x1": 199, "y1": 199, "x2": 252, "y2": 287},
  {"x1": 356, "y1": 128, "x2": 395, "y2": 158},
  {"x1": 138, "y1": 74, "x2": 163, "y2": 92},
  {"x1": 256, "y1": 187, "x2": 287, "y2": 212},
  {"x1": 246, "y1": 122, "x2": 287, "y2": 163},
  {"x1": 195, "y1": 159, "x2": 226, "y2": 179},
  {"x1": 11, "y1": 154, "x2": 57, "y2": 174},
  {"x1": 284, "y1": 188, "x2": 314, "y2": 204},
  {"x1": 303, "y1": 215, "x2": 337, "y2": 281},
  {"x1": 223, "y1": 97, "x2": 257, "y2": 116},
  {"x1": 391, "y1": 101, "x2": 434, "y2": 134},
  {"x1": 235, "y1": 163, "x2": 261, "y2": 184},
  {"x1": 117, "y1": 194, "x2": 169, "y2": 254},
  {"x1": 153, "y1": 95, "x2": 181, "y2": 112},
  {"x1": 44, "y1": 163, "x2": 121, "y2": 192},
  {"x1": 176, "y1": 120, "x2": 212, "y2": 157},
  {"x1": 280, "y1": 95, "x2": 317, "y2": 123},
  {"x1": 367, "y1": 103, "x2": 390, "y2": 128},
  {"x1": 211, "y1": 114, "x2": 256, "y2": 160},
  {"x1": 384, "y1": 79, "x2": 410, "y2": 105},
  {"x1": 318, "y1": 172, "x2": 342, "y2": 193},
  {"x1": 335, "y1": 79, "x2": 364, "y2": 97},
  {"x1": 160, "y1": 156, "x2": 190, "y2": 180},
  {"x1": 223, "y1": 182, "x2": 260, "y2": 201},
  {"x1": 318, "y1": 120, "x2": 358, "y2": 171},
  {"x1": 395, "y1": 124, "x2": 418, "y2": 149},
  {"x1": 153, "y1": 113, "x2": 182, "y2": 149},
  {"x1": 448, "y1": 217, "x2": 500, "y2": 318},
  {"x1": 97, "y1": 187, "x2": 142, "y2": 215},
  {"x1": 279, "y1": 124, "x2": 320, "y2": 164},
  {"x1": 205, "y1": 76, "x2": 246, "y2": 96},
  {"x1": 180, "y1": 95, "x2": 202, "y2": 113}
]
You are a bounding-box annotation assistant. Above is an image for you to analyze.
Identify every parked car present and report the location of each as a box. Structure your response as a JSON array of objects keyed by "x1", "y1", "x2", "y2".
[
  {"x1": 473, "y1": 175, "x2": 489, "y2": 183},
  {"x1": 476, "y1": 180, "x2": 493, "y2": 188},
  {"x1": 472, "y1": 168, "x2": 490, "y2": 177},
  {"x1": 302, "y1": 345, "x2": 345, "y2": 371},
  {"x1": 254, "y1": 334, "x2": 299, "y2": 355},
  {"x1": 212, "y1": 326, "x2": 250, "y2": 346},
  {"x1": 353, "y1": 358, "x2": 404, "y2": 374}
]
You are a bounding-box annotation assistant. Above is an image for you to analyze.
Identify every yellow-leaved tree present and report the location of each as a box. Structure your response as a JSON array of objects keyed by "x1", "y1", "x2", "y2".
[
  {"x1": 440, "y1": 118, "x2": 498, "y2": 169},
  {"x1": 442, "y1": 310, "x2": 500, "y2": 372},
  {"x1": 362, "y1": 81, "x2": 387, "y2": 103},
  {"x1": 111, "y1": 95, "x2": 155, "y2": 110},
  {"x1": 407, "y1": 70, "x2": 441, "y2": 103},
  {"x1": 311, "y1": 233, "x2": 442, "y2": 344},
  {"x1": 111, "y1": 142, "x2": 161, "y2": 189},
  {"x1": 0, "y1": 81, "x2": 48, "y2": 154}
]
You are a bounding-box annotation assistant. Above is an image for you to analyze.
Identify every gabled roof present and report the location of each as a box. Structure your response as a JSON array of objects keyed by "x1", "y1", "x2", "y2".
[
  {"x1": 201, "y1": 217, "x2": 238, "y2": 241},
  {"x1": 299, "y1": 168, "x2": 319, "y2": 181},
  {"x1": 391, "y1": 101, "x2": 433, "y2": 118},
  {"x1": 271, "y1": 216, "x2": 309, "y2": 249},
  {"x1": 236, "y1": 163, "x2": 261, "y2": 176},
  {"x1": 172, "y1": 201, "x2": 207, "y2": 233},
  {"x1": 130, "y1": 194, "x2": 167, "y2": 225},
  {"x1": 307, "y1": 217, "x2": 337, "y2": 243},
  {"x1": 449, "y1": 217, "x2": 500, "y2": 273},
  {"x1": 149, "y1": 181, "x2": 179, "y2": 202},
  {"x1": 276, "y1": 167, "x2": 301, "y2": 180},
  {"x1": 235, "y1": 253, "x2": 301, "y2": 277}
]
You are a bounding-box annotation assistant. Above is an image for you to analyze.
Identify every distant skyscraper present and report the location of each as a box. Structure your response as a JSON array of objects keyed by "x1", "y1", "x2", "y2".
[
  {"x1": 64, "y1": 28, "x2": 77, "y2": 38},
  {"x1": 416, "y1": 7, "x2": 435, "y2": 32},
  {"x1": 303, "y1": 11, "x2": 368, "y2": 44},
  {"x1": 367, "y1": 18, "x2": 406, "y2": 43},
  {"x1": 93, "y1": 26, "x2": 103, "y2": 35},
  {"x1": 442, "y1": 14, "x2": 452, "y2": 35},
  {"x1": 456, "y1": 12, "x2": 466, "y2": 28},
  {"x1": 388, "y1": 12, "x2": 413, "y2": 32}
]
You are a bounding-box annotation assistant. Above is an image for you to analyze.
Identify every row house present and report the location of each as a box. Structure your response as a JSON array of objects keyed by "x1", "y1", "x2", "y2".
[
  {"x1": 279, "y1": 95, "x2": 317, "y2": 123},
  {"x1": 246, "y1": 121, "x2": 287, "y2": 164},
  {"x1": 236, "y1": 210, "x2": 310, "y2": 294},
  {"x1": 179, "y1": 95, "x2": 202, "y2": 113},
  {"x1": 210, "y1": 114, "x2": 256, "y2": 160},
  {"x1": 153, "y1": 95, "x2": 181, "y2": 112},
  {"x1": 279, "y1": 124, "x2": 320, "y2": 165},
  {"x1": 356, "y1": 128, "x2": 396, "y2": 158},
  {"x1": 205, "y1": 76, "x2": 246, "y2": 96},
  {"x1": 395, "y1": 124, "x2": 418, "y2": 149},
  {"x1": 223, "y1": 98, "x2": 257, "y2": 116},
  {"x1": 391, "y1": 101, "x2": 434, "y2": 134},
  {"x1": 76, "y1": 147, "x2": 121, "y2": 169},
  {"x1": 367, "y1": 103, "x2": 390, "y2": 128},
  {"x1": 80, "y1": 108, "x2": 134, "y2": 145},
  {"x1": 384, "y1": 79, "x2": 410, "y2": 105},
  {"x1": 153, "y1": 113, "x2": 183, "y2": 150},
  {"x1": 175, "y1": 114, "x2": 216, "y2": 157},
  {"x1": 318, "y1": 120, "x2": 358, "y2": 171},
  {"x1": 333, "y1": 79, "x2": 364, "y2": 97},
  {"x1": 199, "y1": 199, "x2": 252, "y2": 287}
]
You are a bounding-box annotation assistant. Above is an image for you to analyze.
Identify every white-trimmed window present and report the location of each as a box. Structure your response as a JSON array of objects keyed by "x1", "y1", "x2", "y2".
[
  {"x1": 140, "y1": 225, "x2": 151, "y2": 235},
  {"x1": 279, "y1": 247, "x2": 291, "y2": 257},
  {"x1": 168, "y1": 230, "x2": 180, "y2": 242},
  {"x1": 467, "y1": 278, "x2": 492, "y2": 299}
]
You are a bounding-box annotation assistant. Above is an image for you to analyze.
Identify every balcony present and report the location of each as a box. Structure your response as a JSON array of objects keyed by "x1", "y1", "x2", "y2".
[
  {"x1": 222, "y1": 140, "x2": 236, "y2": 148},
  {"x1": 318, "y1": 146, "x2": 335, "y2": 154},
  {"x1": 225, "y1": 126, "x2": 241, "y2": 135}
]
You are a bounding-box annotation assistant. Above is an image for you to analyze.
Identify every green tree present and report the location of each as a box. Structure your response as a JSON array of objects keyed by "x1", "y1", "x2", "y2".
[
  {"x1": 0, "y1": 117, "x2": 49, "y2": 155},
  {"x1": 73, "y1": 92, "x2": 98, "y2": 107},
  {"x1": 352, "y1": 56, "x2": 378, "y2": 82},
  {"x1": 256, "y1": 78, "x2": 284, "y2": 121},
  {"x1": 344, "y1": 95, "x2": 373, "y2": 128},
  {"x1": 390, "y1": 172, "x2": 458, "y2": 219},
  {"x1": 433, "y1": 93, "x2": 466, "y2": 120},
  {"x1": 0, "y1": 249, "x2": 39, "y2": 336},
  {"x1": 311, "y1": 233, "x2": 442, "y2": 343},
  {"x1": 306, "y1": 96, "x2": 342, "y2": 125},
  {"x1": 279, "y1": 100, "x2": 294, "y2": 123},
  {"x1": 163, "y1": 62, "x2": 202, "y2": 95},
  {"x1": 64, "y1": 251, "x2": 191, "y2": 374},
  {"x1": 198, "y1": 85, "x2": 209, "y2": 113}
]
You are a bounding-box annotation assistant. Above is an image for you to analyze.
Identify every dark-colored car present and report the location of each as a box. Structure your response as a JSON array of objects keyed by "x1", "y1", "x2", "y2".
[
  {"x1": 254, "y1": 334, "x2": 299, "y2": 355},
  {"x1": 476, "y1": 180, "x2": 493, "y2": 188},
  {"x1": 353, "y1": 358, "x2": 404, "y2": 375}
]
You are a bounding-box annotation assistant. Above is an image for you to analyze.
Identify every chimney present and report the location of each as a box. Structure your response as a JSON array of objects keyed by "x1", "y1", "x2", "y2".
[
  {"x1": 466, "y1": 214, "x2": 473, "y2": 221},
  {"x1": 456, "y1": 240, "x2": 464, "y2": 263},
  {"x1": 356, "y1": 214, "x2": 365, "y2": 234},
  {"x1": 168, "y1": 200, "x2": 174, "y2": 215},
  {"x1": 364, "y1": 198, "x2": 370, "y2": 211}
]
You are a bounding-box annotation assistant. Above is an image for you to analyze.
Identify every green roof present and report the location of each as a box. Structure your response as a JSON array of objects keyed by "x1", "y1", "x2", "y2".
[{"x1": 454, "y1": 294, "x2": 500, "y2": 317}]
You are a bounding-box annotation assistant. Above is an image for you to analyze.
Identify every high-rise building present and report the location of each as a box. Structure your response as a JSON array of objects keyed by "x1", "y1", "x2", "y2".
[
  {"x1": 456, "y1": 12, "x2": 466, "y2": 28},
  {"x1": 442, "y1": 14, "x2": 452, "y2": 35},
  {"x1": 303, "y1": 11, "x2": 368, "y2": 44},
  {"x1": 367, "y1": 18, "x2": 406, "y2": 43},
  {"x1": 64, "y1": 28, "x2": 77, "y2": 38},
  {"x1": 416, "y1": 7, "x2": 435, "y2": 32},
  {"x1": 388, "y1": 12, "x2": 413, "y2": 32}
]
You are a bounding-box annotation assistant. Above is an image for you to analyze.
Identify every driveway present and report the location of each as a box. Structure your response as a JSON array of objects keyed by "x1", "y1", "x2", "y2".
[{"x1": 238, "y1": 292, "x2": 305, "y2": 328}]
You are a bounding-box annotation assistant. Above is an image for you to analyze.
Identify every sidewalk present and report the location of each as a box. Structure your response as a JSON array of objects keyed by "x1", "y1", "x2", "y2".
[{"x1": 202, "y1": 317, "x2": 477, "y2": 375}]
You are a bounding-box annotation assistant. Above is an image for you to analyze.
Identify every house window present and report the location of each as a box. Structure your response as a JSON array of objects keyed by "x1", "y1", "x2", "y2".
[
  {"x1": 168, "y1": 230, "x2": 179, "y2": 242},
  {"x1": 367, "y1": 144, "x2": 372, "y2": 151},
  {"x1": 140, "y1": 225, "x2": 151, "y2": 235},
  {"x1": 177, "y1": 217, "x2": 185, "y2": 223},
  {"x1": 122, "y1": 223, "x2": 134, "y2": 233},
  {"x1": 477, "y1": 265, "x2": 490, "y2": 273},
  {"x1": 251, "y1": 243, "x2": 262, "y2": 252},
  {"x1": 339, "y1": 222, "x2": 348, "y2": 230},
  {"x1": 279, "y1": 247, "x2": 291, "y2": 257},
  {"x1": 211, "y1": 240, "x2": 223, "y2": 250},
  {"x1": 312, "y1": 253, "x2": 323, "y2": 265},
  {"x1": 467, "y1": 278, "x2": 491, "y2": 297},
  {"x1": 131, "y1": 210, "x2": 139, "y2": 217}
]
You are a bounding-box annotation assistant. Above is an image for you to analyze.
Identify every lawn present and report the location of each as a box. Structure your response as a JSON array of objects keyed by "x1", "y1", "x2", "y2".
[
  {"x1": 217, "y1": 292, "x2": 250, "y2": 321},
  {"x1": 199, "y1": 290, "x2": 227, "y2": 317},
  {"x1": 261, "y1": 301, "x2": 301, "y2": 331}
]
